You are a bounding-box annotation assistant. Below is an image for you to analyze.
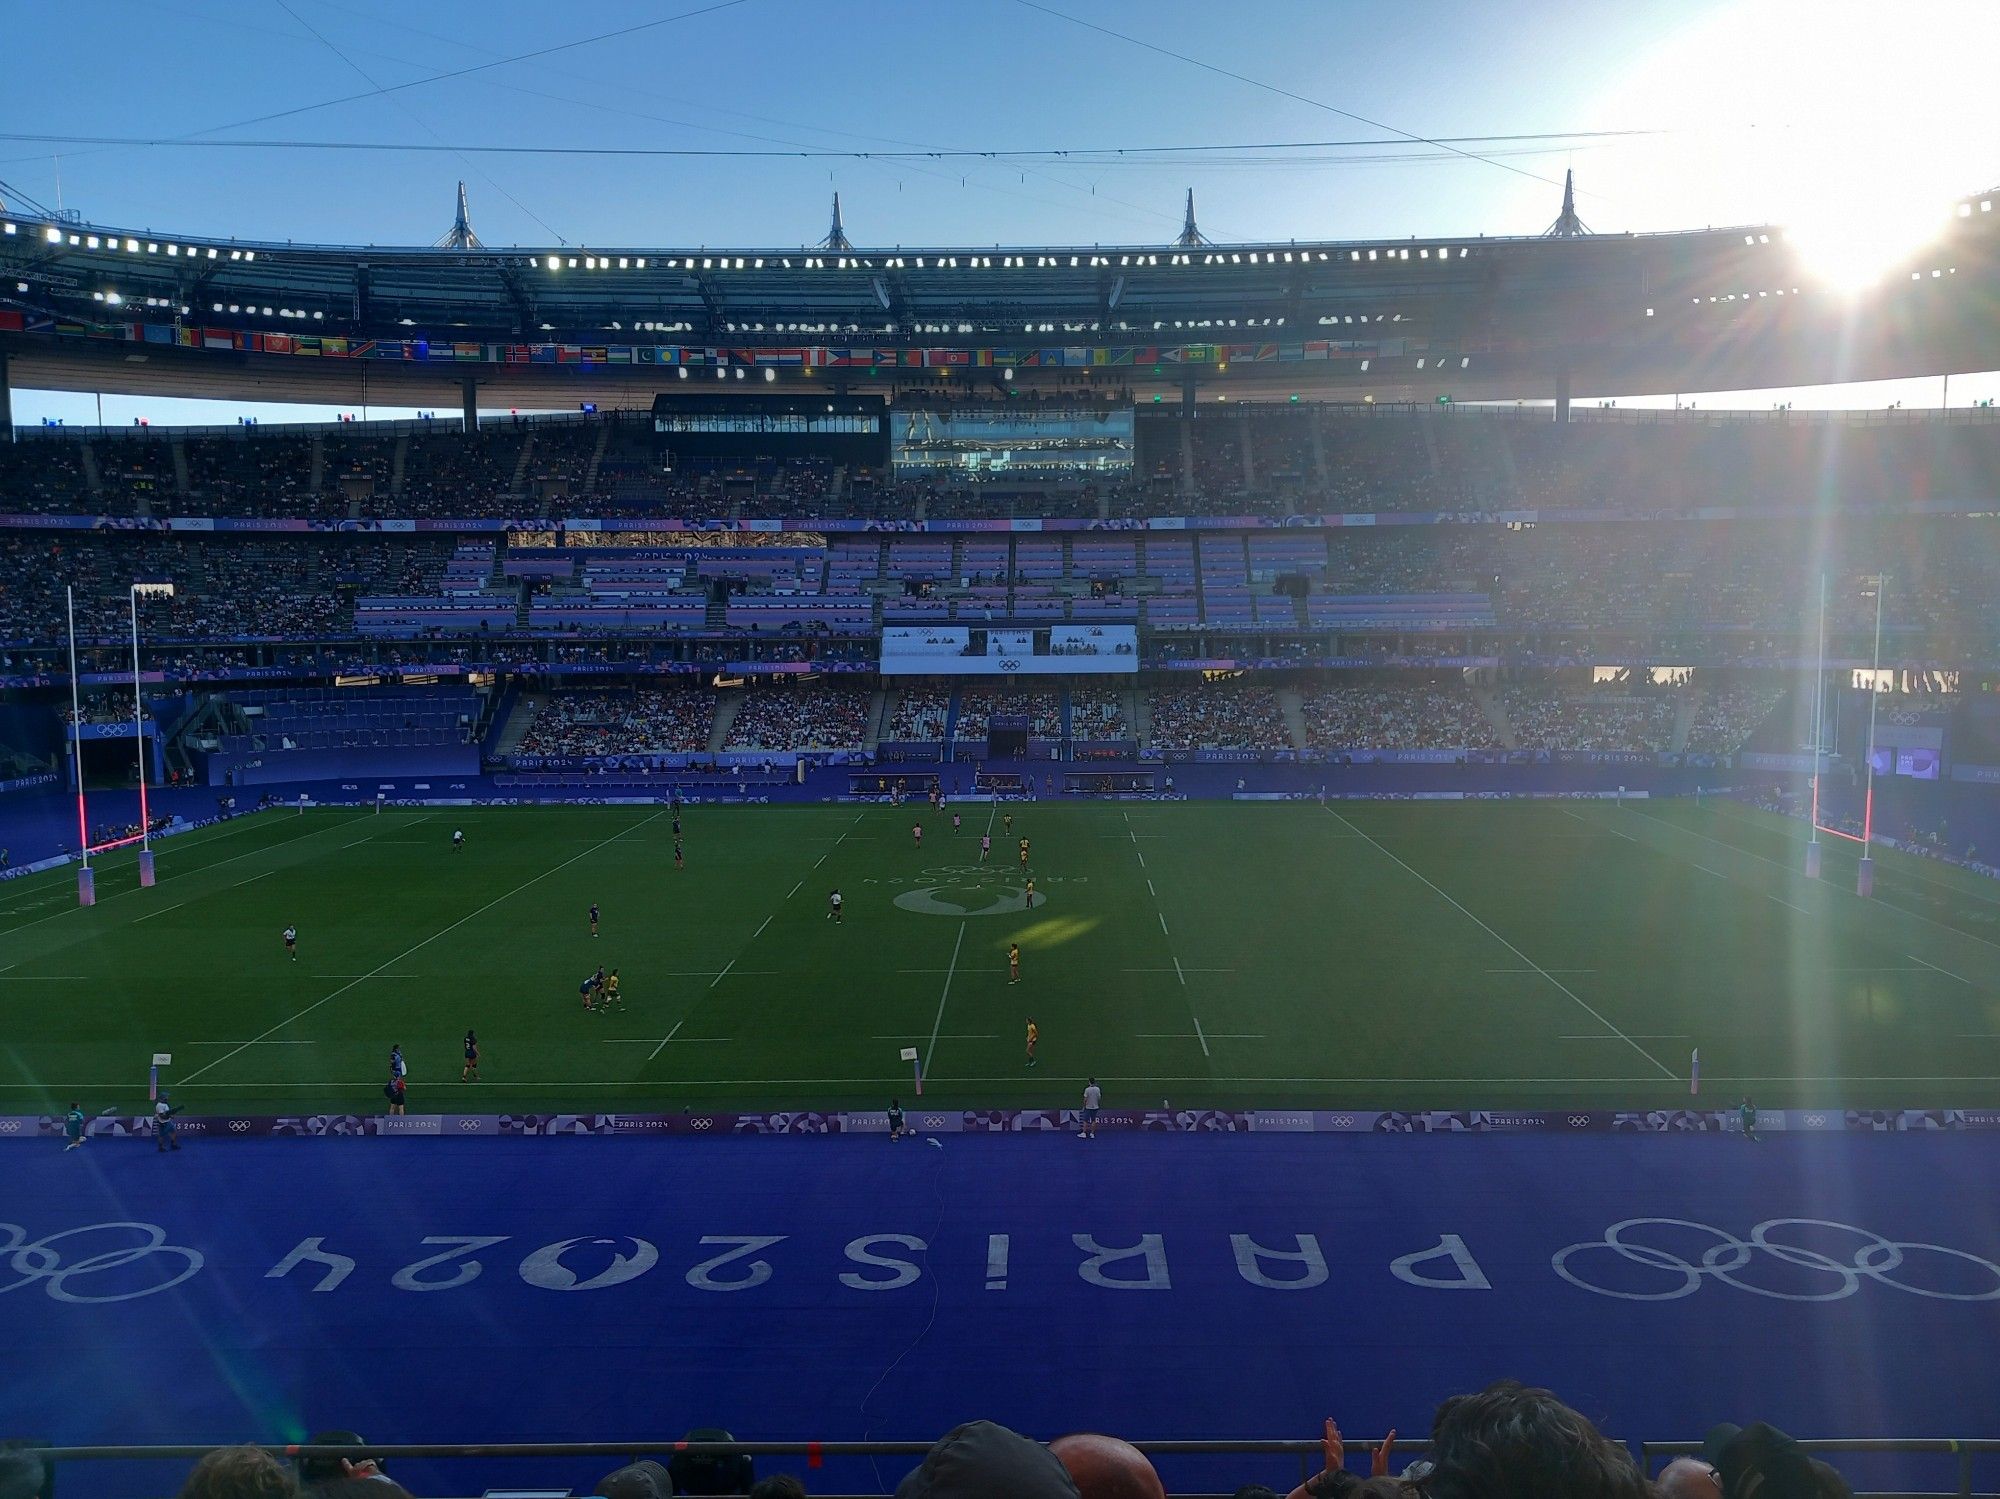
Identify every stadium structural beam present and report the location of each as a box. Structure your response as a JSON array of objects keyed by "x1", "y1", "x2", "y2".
[
  {"x1": 1554, "y1": 368, "x2": 1572, "y2": 424},
  {"x1": 0, "y1": 349, "x2": 11, "y2": 443},
  {"x1": 460, "y1": 375, "x2": 477, "y2": 433}
]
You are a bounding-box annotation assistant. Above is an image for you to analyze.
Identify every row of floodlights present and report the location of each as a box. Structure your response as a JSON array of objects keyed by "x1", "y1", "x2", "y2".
[
  {"x1": 3, "y1": 223, "x2": 255, "y2": 261},
  {"x1": 536, "y1": 246, "x2": 1475, "y2": 274}
]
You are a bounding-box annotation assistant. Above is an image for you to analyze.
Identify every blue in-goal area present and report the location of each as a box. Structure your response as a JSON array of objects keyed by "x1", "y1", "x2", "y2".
[{"x1": 6, "y1": 1131, "x2": 1999, "y2": 1499}]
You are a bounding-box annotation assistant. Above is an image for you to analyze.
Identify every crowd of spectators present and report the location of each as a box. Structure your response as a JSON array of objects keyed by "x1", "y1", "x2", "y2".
[
  {"x1": 726, "y1": 686, "x2": 871, "y2": 750},
  {"x1": 1148, "y1": 683, "x2": 1289, "y2": 749},
  {"x1": 1070, "y1": 688, "x2": 1132, "y2": 739},
  {"x1": 516, "y1": 688, "x2": 716, "y2": 755},
  {"x1": 1685, "y1": 684, "x2": 1788, "y2": 755},
  {"x1": 955, "y1": 686, "x2": 1063, "y2": 739},
  {"x1": 62, "y1": 689, "x2": 147, "y2": 726},
  {"x1": 887, "y1": 687, "x2": 950, "y2": 740},
  {"x1": 1501, "y1": 682, "x2": 1681, "y2": 753},
  {"x1": 397, "y1": 431, "x2": 527, "y2": 516},
  {"x1": 12, "y1": 1380, "x2": 1849, "y2": 1499},
  {"x1": 1300, "y1": 681, "x2": 1501, "y2": 751},
  {"x1": 183, "y1": 433, "x2": 325, "y2": 517},
  {"x1": 9, "y1": 407, "x2": 2000, "y2": 523}
]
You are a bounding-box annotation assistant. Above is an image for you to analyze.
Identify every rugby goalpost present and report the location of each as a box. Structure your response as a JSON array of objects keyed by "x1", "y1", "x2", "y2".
[
  {"x1": 67, "y1": 581, "x2": 174, "y2": 906},
  {"x1": 1805, "y1": 572, "x2": 1886, "y2": 897}
]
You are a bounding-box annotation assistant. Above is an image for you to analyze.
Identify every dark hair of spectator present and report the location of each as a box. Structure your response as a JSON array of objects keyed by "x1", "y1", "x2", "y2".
[{"x1": 1423, "y1": 1380, "x2": 1649, "y2": 1499}]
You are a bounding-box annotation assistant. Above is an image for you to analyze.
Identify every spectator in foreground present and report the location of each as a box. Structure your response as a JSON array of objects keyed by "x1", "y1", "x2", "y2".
[
  {"x1": 1703, "y1": 1423, "x2": 1852, "y2": 1499},
  {"x1": 1287, "y1": 1419, "x2": 1403, "y2": 1499},
  {"x1": 749, "y1": 1478, "x2": 809, "y2": 1499},
  {"x1": 178, "y1": 1446, "x2": 299, "y2": 1499},
  {"x1": 1049, "y1": 1433, "x2": 1165, "y2": 1499},
  {"x1": 896, "y1": 1421, "x2": 1081, "y2": 1499},
  {"x1": 296, "y1": 1431, "x2": 381, "y2": 1490},
  {"x1": 0, "y1": 1449, "x2": 47, "y2": 1499},
  {"x1": 1654, "y1": 1458, "x2": 1723, "y2": 1499},
  {"x1": 595, "y1": 1461, "x2": 672, "y2": 1499},
  {"x1": 1425, "y1": 1381, "x2": 1650, "y2": 1499}
]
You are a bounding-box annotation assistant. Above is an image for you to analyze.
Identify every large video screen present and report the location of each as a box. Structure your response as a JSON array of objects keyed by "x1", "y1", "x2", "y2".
[{"x1": 893, "y1": 405, "x2": 1134, "y2": 477}]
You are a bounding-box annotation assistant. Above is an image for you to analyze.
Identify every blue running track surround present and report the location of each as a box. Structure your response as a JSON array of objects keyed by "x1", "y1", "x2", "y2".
[{"x1": 7, "y1": 1132, "x2": 2000, "y2": 1497}]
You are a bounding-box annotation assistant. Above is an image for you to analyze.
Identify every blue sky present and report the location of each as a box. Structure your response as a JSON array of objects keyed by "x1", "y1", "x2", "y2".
[{"x1": 7, "y1": 0, "x2": 2000, "y2": 419}]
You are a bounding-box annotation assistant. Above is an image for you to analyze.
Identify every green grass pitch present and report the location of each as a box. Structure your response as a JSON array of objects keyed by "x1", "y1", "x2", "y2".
[{"x1": 3, "y1": 797, "x2": 1998, "y2": 1114}]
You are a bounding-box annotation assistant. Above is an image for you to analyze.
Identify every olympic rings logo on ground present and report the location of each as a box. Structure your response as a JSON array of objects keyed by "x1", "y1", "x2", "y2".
[
  {"x1": 0, "y1": 1222, "x2": 205, "y2": 1304},
  {"x1": 1553, "y1": 1218, "x2": 2000, "y2": 1302}
]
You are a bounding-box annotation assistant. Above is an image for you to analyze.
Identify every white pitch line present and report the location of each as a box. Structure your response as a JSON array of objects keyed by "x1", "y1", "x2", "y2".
[
  {"x1": 1910, "y1": 954, "x2": 1973, "y2": 984},
  {"x1": 0, "y1": 975, "x2": 73, "y2": 981},
  {"x1": 180, "y1": 810, "x2": 664, "y2": 1085},
  {"x1": 0, "y1": 809, "x2": 378, "y2": 940},
  {"x1": 131, "y1": 900, "x2": 186, "y2": 924},
  {"x1": 813, "y1": 851, "x2": 829, "y2": 868},
  {"x1": 1192, "y1": 1017, "x2": 1211, "y2": 1057},
  {"x1": 787, "y1": 880, "x2": 803, "y2": 900},
  {"x1": 1173, "y1": 956, "x2": 1186, "y2": 986},
  {"x1": 1560, "y1": 806, "x2": 1639, "y2": 843},
  {"x1": 1324, "y1": 805, "x2": 1676, "y2": 1080},
  {"x1": 749, "y1": 914, "x2": 773, "y2": 942},
  {"x1": 1146, "y1": 878, "x2": 1156, "y2": 897},
  {"x1": 1487, "y1": 967, "x2": 1596, "y2": 974},
  {"x1": 709, "y1": 959, "x2": 737, "y2": 989},
  {"x1": 230, "y1": 869, "x2": 277, "y2": 889},
  {"x1": 648, "y1": 1021, "x2": 683, "y2": 1061},
  {"x1": 1157, "y1": 911, "x2": 1170, "y2": 937},
  {"x1": 36, "y1": 1070, "x2": 2000, "y2": 1090},
  {"x1": 1560, "y1": 1033, "x2": 1692, "y2": 1041},
  {"x1": 181, "y1": 1038, "x2": 317, "y2": 1046},
  {"x1": 312, "y1": 974, "x2": 417, "y2": 980},
  {"x1": 1628, "y1": 804, "x2": 2000, "y2": 948},
  {"x1": 922, "y1": 922, "x2": 969, "y2": 1076}
]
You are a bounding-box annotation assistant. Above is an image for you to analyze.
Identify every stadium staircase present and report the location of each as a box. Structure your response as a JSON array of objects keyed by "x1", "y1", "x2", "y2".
[
  {"x1": 1177, "y1": 419, "x2": 1195, "y2": 492},
  {"x1": 1419, "y1": 415, "x2": 1445, "y2": 489},
  {"x1": 703, "y1": 595, "x2": 730, "y2": 630},
  {"x1": 489, "y1": 692, "x2": 547, "y2": 760},
  {"x1": 1277, "y1": 687, "x2": 1310, "y2": 751},
  {"x1": 1133, "y1": 689, "x2": 1155, "y2": 752},
  {"x1": 706, "y1": 691, "x2": 743, "y2": 753},
  {"x1": 388, "y1": 436, "x2": 409, "y2": 498},
  {"x1": 1309, "y1": 409, "x2": 1331, "y2": 487},
  {"x1": 307, "y1": 434, "x2": 326, "y2": 494},
  {"x1": 1671, "y1": 691, "x2": 1699, "y2": 755},
  {"x1": 862, "y1": 689, "x2": 888, "y2": 753},
  {"x1": 509, "y1": 432, "x2": 535, "y2": 495},
  {"x1": 169, "y1": 439, "x2": 191, "y2": 497},
  {"x1": 1473, "y1": 683, "x2": 1515, "y2": 748},
  {"x1": 78, "y1": 441, "x2": 103, "y2": 498},
  {"x1": 582, "y1": 422, "x2": 611, "y2": 495}
]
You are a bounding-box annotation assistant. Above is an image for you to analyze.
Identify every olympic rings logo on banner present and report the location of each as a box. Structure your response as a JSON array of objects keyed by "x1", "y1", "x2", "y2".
[
  {"x1": 0, "y1": 1222, "x2": 205, "y2": 1304},
  {"x1": 1554, "y1": 1218, "x2": 2000, "y2": 1302}
]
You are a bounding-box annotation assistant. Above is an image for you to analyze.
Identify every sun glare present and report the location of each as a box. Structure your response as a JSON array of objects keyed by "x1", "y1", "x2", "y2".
[{"x1": 1591, "y1": 0, "x2": 2000, "y2": 288}]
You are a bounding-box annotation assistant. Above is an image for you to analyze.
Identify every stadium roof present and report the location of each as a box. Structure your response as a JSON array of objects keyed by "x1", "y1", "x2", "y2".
[{"x1": 5, "y1": 185, "x2": 1999, "y2": 408}]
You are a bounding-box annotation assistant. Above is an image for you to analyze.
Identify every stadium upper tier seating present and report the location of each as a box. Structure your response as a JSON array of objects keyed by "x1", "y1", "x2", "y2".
[{"x1": 7, "y1": 407, "x2": 2000, "y2": 519}]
